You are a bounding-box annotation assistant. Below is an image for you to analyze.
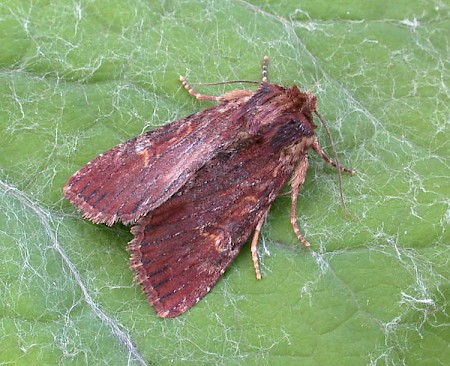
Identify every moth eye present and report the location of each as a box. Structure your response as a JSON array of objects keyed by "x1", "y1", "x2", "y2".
[{"x1": 290, "y1": 120, "x2": 307, "y2": 133}]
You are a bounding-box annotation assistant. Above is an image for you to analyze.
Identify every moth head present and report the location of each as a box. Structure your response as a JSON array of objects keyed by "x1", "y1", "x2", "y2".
[
  {"x1": 287, "y1": 85, "x2": 317, "y2": 113},
  {"x1": 305, "y1": 93, "x2": 317, "y2": 112}
]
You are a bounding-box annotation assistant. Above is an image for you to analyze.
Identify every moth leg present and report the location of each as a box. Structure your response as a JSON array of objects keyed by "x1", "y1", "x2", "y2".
[
  {"x1": 179, "y1": 76, "x2": 253, "y2": 102},
  {"x1": 250, "y1": 213, "x2": 267, "y2": 280},
  {"x1": 312, "y1": 141, "x2": 355, "y2": 176},
  {"x1": 290, "y1": 155, "x2": 312, "y2": 247}
]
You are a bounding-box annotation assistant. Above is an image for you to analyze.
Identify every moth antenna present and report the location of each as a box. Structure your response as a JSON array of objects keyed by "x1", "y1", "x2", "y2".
[
  {"x1": 262, "y1": 55, "x2": 269, "y2": 83},
  {"x1": 314, "y1": 110, "x2": 354, "y2": 213}
]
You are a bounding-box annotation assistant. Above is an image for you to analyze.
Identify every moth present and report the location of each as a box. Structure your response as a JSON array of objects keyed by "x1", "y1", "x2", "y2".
[{"x1": 64, "y1": 57, "x2": 355, "y2": 317}]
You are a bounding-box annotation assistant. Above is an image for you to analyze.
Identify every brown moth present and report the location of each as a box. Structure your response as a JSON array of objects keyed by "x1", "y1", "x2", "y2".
[{"x1": 64, "y1": 57, "x2": 354, "y2": 317}]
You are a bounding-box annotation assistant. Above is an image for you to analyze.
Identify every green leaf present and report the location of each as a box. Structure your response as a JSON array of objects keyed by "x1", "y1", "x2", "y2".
[{"x1": 1, "y1": 1, "x2": 448, "y2": 365}]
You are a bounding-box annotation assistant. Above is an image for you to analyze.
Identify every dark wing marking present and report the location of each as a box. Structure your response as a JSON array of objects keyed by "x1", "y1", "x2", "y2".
[{"x1": 128, "y1": 120, "x2": 314, "y2": 317}]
